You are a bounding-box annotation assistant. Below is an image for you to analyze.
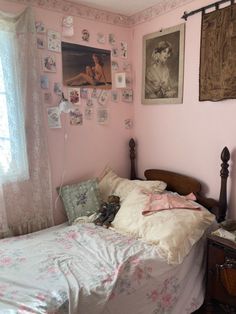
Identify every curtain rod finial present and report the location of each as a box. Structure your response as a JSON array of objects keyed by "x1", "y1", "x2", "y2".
[{"x1": 181, "y1": 11, "x2": 188, "y2": 20}]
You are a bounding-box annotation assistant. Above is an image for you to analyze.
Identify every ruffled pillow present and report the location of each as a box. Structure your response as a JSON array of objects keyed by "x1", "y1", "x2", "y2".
[
  {"x1": 112, "y1": 188, "x2": 215, "y2": 264},
  {"x1": 98, "y1": 167, "x2": 167, "y2": 202}
]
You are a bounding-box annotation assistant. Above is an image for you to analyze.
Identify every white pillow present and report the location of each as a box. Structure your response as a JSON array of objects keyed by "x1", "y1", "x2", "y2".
[
  {"x1": 112, "y1": 188, "x2": 215, "y2": 265},
  {"x1": 98, "y1": 167, "x2": 167, "y2": 202}
]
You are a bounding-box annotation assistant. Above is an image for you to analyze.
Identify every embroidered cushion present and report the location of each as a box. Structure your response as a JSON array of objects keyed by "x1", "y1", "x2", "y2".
[
  {"x1": 112, "y1": 188, "x2": 215, "y2": 265},
  {"x1": 60, "y1": 178, "x2": 101, "y2": 224},
  {"x1": 98, "y1": 167, "x2": 167, "y2": 202}
]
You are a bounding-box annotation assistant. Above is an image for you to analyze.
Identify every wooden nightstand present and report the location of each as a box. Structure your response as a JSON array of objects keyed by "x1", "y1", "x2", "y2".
[{"x1": 204, "y1": 234, "x2": 236, "y2": 313}]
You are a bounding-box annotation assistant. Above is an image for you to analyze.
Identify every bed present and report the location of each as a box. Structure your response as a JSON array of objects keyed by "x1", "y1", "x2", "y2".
[{"x1": 0, "y1": 138, "x2": 230, "y2": 314}]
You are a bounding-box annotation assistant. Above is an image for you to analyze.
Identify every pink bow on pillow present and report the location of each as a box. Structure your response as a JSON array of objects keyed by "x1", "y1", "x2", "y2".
[{"x1": 142, "y1": 192, "x2": 201, "y2": 216}]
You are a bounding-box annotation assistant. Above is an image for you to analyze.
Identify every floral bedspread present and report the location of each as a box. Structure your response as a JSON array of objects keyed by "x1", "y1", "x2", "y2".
[{"x1": 0, "y1": 223, "x2": 205, "y2": 314}]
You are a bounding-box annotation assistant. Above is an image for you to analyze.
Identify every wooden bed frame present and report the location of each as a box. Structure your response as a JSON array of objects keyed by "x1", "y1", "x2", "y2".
[{"x1": 129, "y1": 138, "x2": 230, "y2": 223}]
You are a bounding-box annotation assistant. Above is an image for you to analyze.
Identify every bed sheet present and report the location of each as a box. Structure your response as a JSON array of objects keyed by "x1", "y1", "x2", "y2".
[{"x1": 0, "y1": 223, "x2": 206, "y2": 314}]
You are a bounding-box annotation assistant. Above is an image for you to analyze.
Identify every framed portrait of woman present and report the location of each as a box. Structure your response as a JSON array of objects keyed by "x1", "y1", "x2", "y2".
[
  {"x1": 142, "y1": 24, "x2": 185, "y2": 105},
  {"x1": 62, "y1": 42, "x2": 112, "y2": 89}
]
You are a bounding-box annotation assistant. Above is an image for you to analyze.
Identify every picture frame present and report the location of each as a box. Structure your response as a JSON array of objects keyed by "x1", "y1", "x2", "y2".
[
  {"x1": 62, "y1": 42, "x2": 112, "y2": 89},
  {"x1": 142, "y1": 23, "x2": 185, "y2": 105}
]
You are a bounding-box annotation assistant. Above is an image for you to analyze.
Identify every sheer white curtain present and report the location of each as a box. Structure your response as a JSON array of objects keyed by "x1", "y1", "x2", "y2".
[{"x1": 0, "y1": 7, "x2": 54, "y2": 237}]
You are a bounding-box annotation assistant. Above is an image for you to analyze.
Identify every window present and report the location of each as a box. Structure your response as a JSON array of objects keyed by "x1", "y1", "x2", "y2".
[{"x1": 0, "y1": 30, "x2": 28, "y2": 183}]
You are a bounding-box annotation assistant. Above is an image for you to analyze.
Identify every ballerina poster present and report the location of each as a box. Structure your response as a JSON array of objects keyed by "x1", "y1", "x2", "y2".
[{"x1": 62, "y1": 42, "x2": 112, "y2": 89}]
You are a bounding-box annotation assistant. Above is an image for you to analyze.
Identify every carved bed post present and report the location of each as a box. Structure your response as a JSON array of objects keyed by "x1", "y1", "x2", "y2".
[
  {"x1": 218, "y1": 147, "x2": 230, "y2": 222},
  {"x1": 129, "y1": 138, "x2": 136, "y2": 179}
]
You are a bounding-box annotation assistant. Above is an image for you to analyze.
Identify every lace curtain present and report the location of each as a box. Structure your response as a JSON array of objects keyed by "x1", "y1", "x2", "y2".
[{"x1": 0, "y1": 7, "x2": 54, "y2": 237}]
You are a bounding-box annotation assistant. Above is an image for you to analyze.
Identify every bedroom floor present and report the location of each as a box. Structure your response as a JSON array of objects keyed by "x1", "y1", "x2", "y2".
[{"x1": 193, "y1": 303, "x2": 236, "y2": 313}]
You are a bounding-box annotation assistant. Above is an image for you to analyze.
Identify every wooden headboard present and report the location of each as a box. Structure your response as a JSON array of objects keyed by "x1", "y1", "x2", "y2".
[{"x1": 129, "y1": 138, "x2": 230, "y2": 222}]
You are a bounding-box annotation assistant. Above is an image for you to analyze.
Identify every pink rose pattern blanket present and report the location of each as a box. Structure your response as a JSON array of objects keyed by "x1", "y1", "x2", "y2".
[{"x1": 0, "y1": 223, "x2": 205, "y2": 314}]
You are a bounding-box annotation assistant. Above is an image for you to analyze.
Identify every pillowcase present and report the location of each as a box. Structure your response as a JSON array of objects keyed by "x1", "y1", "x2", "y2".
[
  {"x1": 112, "y1": 188, "x2": 215, "y2": 265},
  {"x1": 98, "y1": 167, "x2": 167, "y2": 202},
  {"x1": 60, "y1": 178, "x2": 101, "y2": 224}
]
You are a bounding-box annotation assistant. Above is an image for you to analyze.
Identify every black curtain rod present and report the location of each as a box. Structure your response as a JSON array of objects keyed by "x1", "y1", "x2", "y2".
[{"x1": 181, "y1": 0, "x2": 234, "y2": 20}]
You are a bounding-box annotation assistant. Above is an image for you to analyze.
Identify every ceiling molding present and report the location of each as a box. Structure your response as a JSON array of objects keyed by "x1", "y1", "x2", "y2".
[{"x1": 6, "y1": 0, "x2": 195, "y2": 27}]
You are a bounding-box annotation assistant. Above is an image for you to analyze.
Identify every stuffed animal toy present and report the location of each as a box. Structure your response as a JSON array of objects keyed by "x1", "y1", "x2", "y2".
[{"x1": 94, "y1": 195, "x2": 120, "y2": 228}]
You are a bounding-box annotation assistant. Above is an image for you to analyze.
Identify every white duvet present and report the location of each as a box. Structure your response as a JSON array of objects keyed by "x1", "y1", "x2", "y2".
[{"x1": 0, "y1": 223, "x2": 207, "y2": 314}]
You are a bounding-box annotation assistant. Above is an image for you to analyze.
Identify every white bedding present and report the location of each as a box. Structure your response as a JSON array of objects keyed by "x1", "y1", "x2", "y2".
[{"x1": 0, "y1": 223, "x2": 207, "y2": 314}]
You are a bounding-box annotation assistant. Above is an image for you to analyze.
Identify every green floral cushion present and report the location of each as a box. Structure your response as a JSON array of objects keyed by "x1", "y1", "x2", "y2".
[{"x1": 60, "y1": 178, "x2": 101, "y2": 224}]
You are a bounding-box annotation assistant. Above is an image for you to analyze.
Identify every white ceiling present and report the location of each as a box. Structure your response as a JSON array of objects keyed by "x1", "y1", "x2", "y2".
[{"x1": 66, "y1": 0, "x2": 163, "y2": 16}]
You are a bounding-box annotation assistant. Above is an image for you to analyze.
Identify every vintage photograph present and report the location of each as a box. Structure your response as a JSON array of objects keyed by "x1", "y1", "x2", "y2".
[
  {"x1": 62, "y1": 42, "x2": 112, "y2": 89},
  {"x1": 142, "y1": 23, "x2": 185, "y2": 104}
]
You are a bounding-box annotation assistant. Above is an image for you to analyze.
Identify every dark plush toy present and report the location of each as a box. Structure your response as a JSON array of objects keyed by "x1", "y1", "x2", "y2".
[{"x1": 94, "y1": 195, "x2": 120, "y2": 228}]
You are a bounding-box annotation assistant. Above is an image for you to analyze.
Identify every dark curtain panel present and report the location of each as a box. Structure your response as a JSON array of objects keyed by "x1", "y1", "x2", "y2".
[{"x1": 199, "y1": 4, "x2": 236, "y2": 101}]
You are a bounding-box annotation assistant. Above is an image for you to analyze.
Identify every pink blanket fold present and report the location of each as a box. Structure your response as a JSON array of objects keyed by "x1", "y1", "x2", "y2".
[{"x1": 142, "y1": 192, "x2": 201, "y2": 216}]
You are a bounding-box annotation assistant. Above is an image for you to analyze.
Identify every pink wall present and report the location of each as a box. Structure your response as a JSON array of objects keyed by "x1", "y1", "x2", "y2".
[
  {"x1": 0, "y1": 0, "x2": 134, "y2": 224},
  {"x1": 1, "y1": 0, "x2": 235, "y2": 222},
  {"x1": 132, "y1": 0, "x2": 236, "y2": 219}
]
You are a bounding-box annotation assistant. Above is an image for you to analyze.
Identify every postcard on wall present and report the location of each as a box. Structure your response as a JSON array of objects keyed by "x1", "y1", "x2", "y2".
[
  {"x1": 68, "y1": 87, "x2": 81, "y2": 105},
  {"x1": 122, "y1": 61, "x2": 132, "y2": 72},
  {"x1": 47, "y1": 107, "x2": 61, "y2": 128},
  {"x1": 70, "y1": 107, "x2": 83, "y2": 126},
  {"x1": 122, "y1": 89, "x2": 133, "y2": 103},
  {"x1": 40, "y1": 75, "x2": 49, "y2": 89},
  {"x1": 111, "y1": 90, "x2": 119, "y2": 102},
  {"x1": 109, "y1": 33, "x2": 116, "y2": 45},
  {"x1": 35, "y1": 21, "x2": 46, "y2": 33},
  {"x1": 48, "y1": 30, "x2": 61, "y2": 52},
  {"x1": 115, "y1": 72, "x2": 126, "y2": 88},
  {"x1": 97, "y1": 107, "x2": 109, "y2": 124},
  {"x1": 42, "y1": 54, "x2": 56, "y2": 72},
  {"x1": 111, "y1": 47, "x2": 119, "y2": 58},
  {"x1": 54, "y1": 82, "x2": 62, "y2": 95},
  {"x1": 98, "y1": 90, "x2": 109, "y2": 106},
  {"x1": 111, "y1": 61, "x2": 119, "y2": 71},
  {"x1": 97, "y1": 33, "x2": 106, "y2": 44},
  {"x1": 120, "y1": 41, "x2": 128, "y2": 58},
  {"x1": 37, "y1": 36, "x2": 45, "y2": 49},
  {"x1": 124, "y1": 118, "x2": 133, "y2": 129},
  {"x1": 62, "y1": 42, "x2": 112, "y2": 89},
  {"x1": 62, "y1": 16, "x2": 74, "y2": 37}
]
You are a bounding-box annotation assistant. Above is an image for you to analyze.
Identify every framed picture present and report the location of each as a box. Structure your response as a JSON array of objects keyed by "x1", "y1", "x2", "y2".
[
  {"x1": 62, "y1": 42, "x2": 112, "y2": 89},
  {"x1": 142, "y1": 23, "x2": 185, "y2": 105}
]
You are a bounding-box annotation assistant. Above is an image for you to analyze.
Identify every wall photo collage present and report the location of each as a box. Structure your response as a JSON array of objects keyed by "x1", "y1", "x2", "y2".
[{"x1": 36, "y1": 18, "x2": 133, "y2": 129}]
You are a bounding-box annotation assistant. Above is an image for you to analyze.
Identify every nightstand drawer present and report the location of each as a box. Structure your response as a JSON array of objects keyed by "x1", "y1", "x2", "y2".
[{"x1": 206, "y1": 236, "x2": 236, "y2": 307}]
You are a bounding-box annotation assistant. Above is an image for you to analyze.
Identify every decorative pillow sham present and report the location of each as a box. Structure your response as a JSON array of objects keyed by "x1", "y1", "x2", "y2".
[
  {"x1": 112, "y1": 188, "x2": 215, "y2": 265},
  {"x1": 98, "y1": 167, "x2": 167, "y2": 202},
  {"x1": 60, "y1": 178, "x2": 101, "y2": 224}
]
